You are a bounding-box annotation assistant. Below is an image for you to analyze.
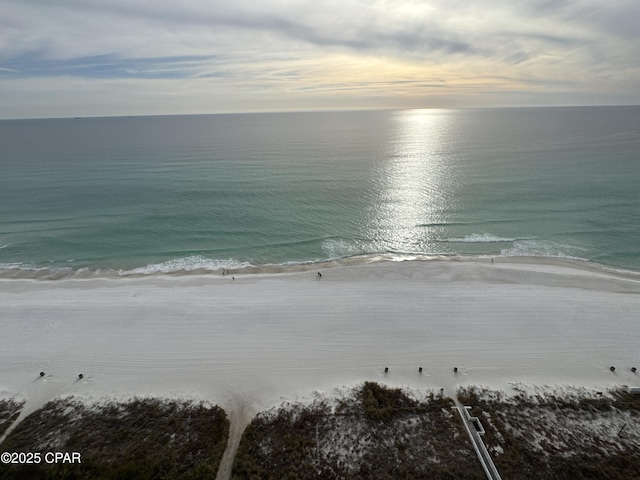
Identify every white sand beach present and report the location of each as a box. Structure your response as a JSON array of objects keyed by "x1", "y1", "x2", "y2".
[{"x1": 1, "y1": 258, "x2": 639, "y2": 421}]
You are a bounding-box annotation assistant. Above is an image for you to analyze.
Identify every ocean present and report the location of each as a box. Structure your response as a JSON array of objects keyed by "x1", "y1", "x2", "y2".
[{"x1": 1, "y1": 106, "x2": 639, "y2": 278}]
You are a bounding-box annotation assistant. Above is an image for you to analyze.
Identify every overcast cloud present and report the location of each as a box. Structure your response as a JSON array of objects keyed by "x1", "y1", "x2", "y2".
[{"x1": 1, "y1": 0, "x2": 639, "y2": 118}]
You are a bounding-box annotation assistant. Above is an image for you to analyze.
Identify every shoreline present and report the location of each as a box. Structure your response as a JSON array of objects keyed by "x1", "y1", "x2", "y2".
[{"x1": 2, "y1": 252, "x2": 640, "y2": 282}]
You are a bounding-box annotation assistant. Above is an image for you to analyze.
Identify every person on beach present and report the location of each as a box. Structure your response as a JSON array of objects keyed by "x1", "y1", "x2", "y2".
[{"x1": 317, "y1": 272, "x2": 322, "y2": 278}]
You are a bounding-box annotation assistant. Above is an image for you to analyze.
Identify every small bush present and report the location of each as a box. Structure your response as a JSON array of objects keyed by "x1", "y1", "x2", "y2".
[{"x1": 359, "y1": 382, "x2": 418, "y2": 421}]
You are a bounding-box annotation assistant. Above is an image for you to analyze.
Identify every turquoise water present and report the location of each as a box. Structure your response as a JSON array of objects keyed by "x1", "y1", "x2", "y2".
[{"x1": 0, "y1": 107, "x2": 639, "y2": 277}]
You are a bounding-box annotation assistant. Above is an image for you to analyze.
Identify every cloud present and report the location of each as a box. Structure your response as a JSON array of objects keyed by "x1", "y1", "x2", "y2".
[
  {"x1": 1, "y1": 0, "x2": 639, "y2": 117},
  {"x1": 1, "y1": 53, "x2": 222, "y2": 79}
]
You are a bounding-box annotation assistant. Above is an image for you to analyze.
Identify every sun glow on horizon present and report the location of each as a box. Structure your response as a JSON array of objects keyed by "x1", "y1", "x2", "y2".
[{"x1": 2, "y1": 0, "x2": 639, "y2": 118}]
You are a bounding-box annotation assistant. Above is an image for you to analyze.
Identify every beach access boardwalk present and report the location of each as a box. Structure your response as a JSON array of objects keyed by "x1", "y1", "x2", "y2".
[{"x1": 455, "y1": 404, "x2": 503, "y2": 480}]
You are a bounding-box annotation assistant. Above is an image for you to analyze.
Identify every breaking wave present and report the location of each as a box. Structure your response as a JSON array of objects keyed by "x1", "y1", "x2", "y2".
[
  {"x1": 501, "y1": 239, "x2": 587, "y2": 259},
  {"x1": 446, "y1": 233, "x2": 533, "y2": 243},
  {"x1": 119, "y1": 256, "x2": 253, "y2": 275}
]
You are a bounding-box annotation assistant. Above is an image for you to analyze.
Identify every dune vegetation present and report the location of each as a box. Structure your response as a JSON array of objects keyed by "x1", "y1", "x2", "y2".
[{"x1": 0, "y1": 397, "x2": 228, "y2": 480}]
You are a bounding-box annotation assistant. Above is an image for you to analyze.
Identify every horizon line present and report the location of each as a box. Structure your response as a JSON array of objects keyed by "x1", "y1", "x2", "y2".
[{"x1": 1, "y1": 103, "x2": 639, "y2": 122}]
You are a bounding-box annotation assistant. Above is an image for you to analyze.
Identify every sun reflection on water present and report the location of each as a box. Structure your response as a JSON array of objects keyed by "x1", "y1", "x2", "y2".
[{"x1": 368, "y1": 109, "x2": 457, "y2": 253}]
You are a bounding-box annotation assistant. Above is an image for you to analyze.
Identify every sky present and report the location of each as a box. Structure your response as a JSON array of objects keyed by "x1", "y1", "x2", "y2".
[{"x1": 1, "y1": 0, "x2": 639, "y2": 119}]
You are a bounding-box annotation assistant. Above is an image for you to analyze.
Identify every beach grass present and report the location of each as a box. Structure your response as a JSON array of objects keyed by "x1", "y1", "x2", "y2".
[
  {"x1": 0, "y1": 397, "x2": 228, "y2": 480},
  {"x1": 2, "y1": 384, "x2": 640, "y2": 479},
  {"x1": 457, "y1": 386, "x2": 640, "y2": 480},
  {"x1": 232, "y1": 382, "x2": 484, "y2": 480}
]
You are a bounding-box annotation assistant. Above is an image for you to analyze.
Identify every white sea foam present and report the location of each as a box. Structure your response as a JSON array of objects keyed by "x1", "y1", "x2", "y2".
[
  {"x1": 0, "y1": 262, "x2": 23, "y2": 269},
  {"x1": 501, "y1": 239, "x2": 586, "y2": 259},
  {"x1": 0, "y1": 262, "x2": 79, "y2": 280},
  {"x1": 446, "y1": 233, "x2": 531, "y2": 243},
  {"x1": 119, "y1": 256, "x2": 253, "y2": 275},
  {"x1": 0, "y1": 262, "x2": 71, "y2": 272}
]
